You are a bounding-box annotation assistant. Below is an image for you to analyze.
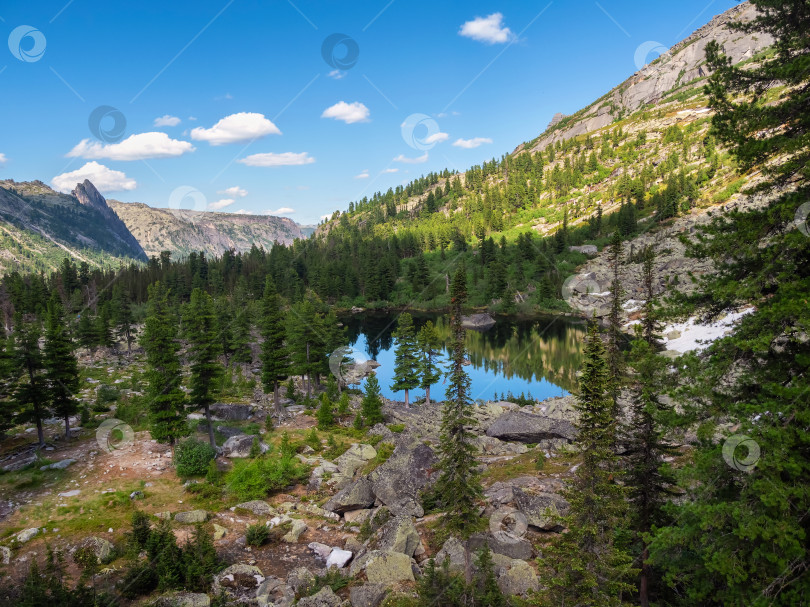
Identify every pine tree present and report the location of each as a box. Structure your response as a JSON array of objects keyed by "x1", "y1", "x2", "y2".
[
  {"x1": 432, "y1": 265, "x2": 482, "y2": 532},
  {"x1": 360, "y1": 373, "x2": 384, "y2": 426},
  {"x1": 43, "y1": 297, "x2": 80, "y2": 438},
  {"x1": 0, "y1": 325, "x2": 16, "y2": 438},
  {"x1": 111, "y1": 284, "x2": 135, "y2": 356},
  {"x1": 316, "y1": 393, "x2": 334, "y2": 430},
  {"x1": 390, "y1": 312, "x2": 420, "y2": 408},
  {"x1": 260, "y1": 277, "x2": 290, "y2": 417},
  {"x1": 214, "y1": 296, "x2": 235, "y2": 366},
  {"x1": 95, "y1": 302, "x2": 114, "y2": 349},
  {"x1": 417, "y1": 320, "x2": 442, "y2": 406},
  {"x1": 605, "y1": 231, "x2": 625, "y2": 408},
  {"x1": 230, "y1": 307, "x2": 253, "y2": 364},
  {"x1": 540, "y1": 323, "x2": 636, "y2": 606},
  {"x1": 183, "y1": 288, "x2": 222, "y2": 448},
  {"x1": 287, "y1": 297, "x2": 324, "y2": 397},
  {"x1": 77, "y1": 312, "x2": 96, "y2": 356},
  {"x1": 141, "y1": 282, "x2": 187, "y2": 449},
  {"x1": 12, "y1": 316, "x2": 49, "y2": 447},
  {"x1": 336, "y1": 391, "x2": 350, "y2": 420}
]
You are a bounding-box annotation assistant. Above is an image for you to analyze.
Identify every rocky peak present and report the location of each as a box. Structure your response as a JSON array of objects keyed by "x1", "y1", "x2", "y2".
[{"x1": 72, "y1": 179, "x2": 109, "y2": 214}]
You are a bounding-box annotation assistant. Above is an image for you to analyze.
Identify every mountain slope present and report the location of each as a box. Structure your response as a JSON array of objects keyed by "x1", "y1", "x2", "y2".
[
  {"x1": 108, "y1": 201, "x2": 304, "y2": 259},
  {"x1": 0, "y1": 179, "x2": 147, "y2": 274}
]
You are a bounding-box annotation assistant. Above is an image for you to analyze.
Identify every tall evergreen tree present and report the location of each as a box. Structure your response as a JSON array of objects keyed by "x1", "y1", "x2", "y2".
[
  {"x1": 43, "y1": 297, "x2": 80, "y2": 438},
  {"x1": 417, "y1": 320, "x2": 443, "y2": 406},
  {"x1": 0, "y1": 325, "x2": 16, "y2": 438},
  {"x1": 183, "y1": 288, "x2": 222, "y2": 448},
  {"x1": 260, "y1": 277, "x2": 290, "y2": 417},
  {"x1": 539, "y1": 323, "x2": 636, "y2": 606},
  {"x1": 111, "y1": 284, "x2": 135, "y2": 356},
  {"x1": 12, "y1": 316, "x2": 49, "y2": 447},
  {"x1": 141, "y1": 282, "x2": 187, "y2": 450},
  {"x1": 432, "y1": 265, "x2": 482, "y2": 532},
  {"x1": 605, "y1": 231, "x2": 625, "y2": 408},
  {"x1": 390, "y1": 312, "x2": 420, "y2": 408},
  {"x1": 76, "y1": 312, "x2": 96, "y2": 356},
  {"x1": 360, "y1": 373, "x2": 384, "y2": 427}
]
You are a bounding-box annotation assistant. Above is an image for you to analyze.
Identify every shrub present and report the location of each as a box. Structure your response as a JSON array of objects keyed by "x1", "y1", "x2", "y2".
[
  {"x1": 225, "y1": 450, "x2": 308, "y2": 501},
  {"x1": 96, "y1": 384, "x2": 120, "y2": 406},
  {"x1": 387, "y1": 423, "x2": 406, "y2": 433},
  {"x1": 303, "y1": 568, "x2": 351, "y2": 596},
  {"x1": 206, "y1": 459, "x2": 222, "y2": 485},
  {"x1": 245, "y1": 523, "x2": 270, "y2": 546},
  {"x1": 175, "y1": 438, "x2": 217, "y2": 477},
  {"x1": 249, "y1": 437, "x2": 261, "y2": 458},
  {"x1": 305, "y1": 427, "x2": 322, "y2": 452},
  {"x1": 130, "y1": 510, "x2": 152, "y2": 549}
]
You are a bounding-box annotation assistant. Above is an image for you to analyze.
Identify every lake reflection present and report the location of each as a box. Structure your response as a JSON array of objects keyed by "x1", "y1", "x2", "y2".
[{"x1": 340, "y1": 313, "x2": 586, "y2": 403}]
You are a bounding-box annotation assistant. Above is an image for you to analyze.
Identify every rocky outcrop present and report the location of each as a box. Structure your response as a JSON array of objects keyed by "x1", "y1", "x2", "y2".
[
  {"x1": 461, "y1": 313, "x2": 496, "y2": 330},
  {"x1": 368, "y1": 515, "x2": 422, "y2": 558},
  {"x1": 513, "y1": 488, "x2": 569, "y2": 531},
  {"x1": 174, "y1": 509, "x2": 208, "y2": 524},
  {"x1": 369, "y1": 442, "x2": 437, "y2": 517},
  {"x1": 297, "y1": 586, "x2": 342, "y2": 607},
  {"x1": 222, "y1": 434, "x2": 269, "y2": 458},
  {"x1": 350, "y1": 584, "x2": 388, "y2": 607},
  {"x1": 324, "y1": 478, "x2": 376, "y2": 514},
  {"x1": 72, "y1": 180, "x2": 147, "y2": 260},
  {"x1": 486, "y1": 410, "x2": 577, "y2": 443}
]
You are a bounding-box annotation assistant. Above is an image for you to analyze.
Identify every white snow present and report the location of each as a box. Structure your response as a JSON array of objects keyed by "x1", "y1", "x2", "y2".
[{"x1": 660, "y1": 308, "x2": 754, "y2": 354}]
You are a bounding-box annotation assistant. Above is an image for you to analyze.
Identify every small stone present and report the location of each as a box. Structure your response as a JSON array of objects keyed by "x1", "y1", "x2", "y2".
[
  {"x1": 281, "y1": 519, "x2": 307, "y2": 543},
  {"x1": 58, "y1": 489, "x2": 80, "y2": 498},
  {"x1": 213, "y1": 524, "x2": 227, "y2": 540},
  {"x1": 130, "y1": 490, "x2": 144, "y2": 500},
  {"x1": 15, "y1": 528, "x2": 39, "y2": 543},
  {"x1": 174, "y1": 510, "x2": 208, "y2": 524}
]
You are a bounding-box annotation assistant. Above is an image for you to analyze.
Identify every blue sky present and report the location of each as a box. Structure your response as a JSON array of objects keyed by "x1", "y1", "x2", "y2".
[{"x1": 0, "y1": 0, "x2": 738, "y2": 224}]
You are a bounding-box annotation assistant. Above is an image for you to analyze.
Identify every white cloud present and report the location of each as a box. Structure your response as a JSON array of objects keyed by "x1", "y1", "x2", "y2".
[
  {"x1": 328, "y1": 69, "x2": 346, "y2": 80},
  {"x1": 459, "y1": 13, "x2": 513, "y2": 44},
  {"x1": 425, "y1": 132, "x2": 450, "y2": 144},
  {"x1": 0, "y1": 153, "x2": 6, "y2": 165},
  {"x1": 208, "y1": 198, "x2": 236, "y2": 211},
  {"x1": 191, "y1": 112, "x2": 281, "y2": 145},
  {"x1": 321, "y1": 101, "x2": 370, "y2": 124},
  {"x1": 394, "y1": 152, "x2": 429, "y2": 164},
  {"x1": 453, "y1": 137, "x2": 493, "y2": 149},
  {"x1": 354, "y1": 170, "x2": 370, "y2": 179},
  {"x1": 238, "y1": 152, "x2": 315, "y2": 167},
  {"x1": 52, "y1": 161, "x2": 137, "y2": 194},
  {"x1": 154, "y1": 114, "x2": 181, "y2": 127},
  {"x1": 218, "y1": 186, "x2": 248, "y2": 198},
  {"x1": 67, "y1": 132, "x2": 195, "y2": 161},
  {"x1": 267, "y1": 207, "x2": 295, "y2": 215},
  {"x1": 233, "y1": 209, "x2": 251, "y2": 214},
  {"x1": 320, "y1": 214, "x2": 331, "y2": 221},
  {"x1": 382, "y1": 168, "x2": 399, "y2": 174}
]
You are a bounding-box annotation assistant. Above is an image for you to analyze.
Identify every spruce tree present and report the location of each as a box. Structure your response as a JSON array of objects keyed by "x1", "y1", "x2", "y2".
[
  {"x1": 433, "y1": 265, "x2": 482, "y2": 532},
  {"x1": 77, "y1": 312, "x2": 96, "y2": 356},
  {"x1": 0, "y1": 325, "x2": 16, "y2": 438},
  {"x1": 417, "y1": 320, "x2": 442, "y2": 406},
  {"x1": 95, "y1": 302, "x2": 114, "y2": 349},
  {"x1": 260, "y1": 277, "x2": 290, "y2": 417},
  {"x1": 111, "y1": 284, "x2": 135, "y2": 356},
  {"x1": 316, "y1": 393, "x2": 334, "y2": 430},
  {"x1": 360, "y1": 373, "x2": 384, "y2": 426},
  {"x1": 43, "y1": 297, "x2": 80, "y2": 438},
  {"x1": 183, "y1": 288, "x2": 222, "y2": 448},
  {"x1": 540, "y1": 323, "x2": 636, "y2": 606},
  {"x1": 12, "y1": 316, "x2": 49, "y2": 447},
  {"x1": 390, "y1": 312, "x2": 420, "y2": 408},
  {"x1": 142, "y1": 282, "x2": 187, "y2": 449},
  {"x1": 605, "y1": 231, "x2": 625, "y2": 408},
  {"x1": 214, "y1": 296, "x2": 235, "y2": 366}
]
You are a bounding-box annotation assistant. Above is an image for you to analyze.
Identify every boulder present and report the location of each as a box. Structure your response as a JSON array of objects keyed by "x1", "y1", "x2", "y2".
[
  {"x1": 513, "y1": 488, "x2": 569, "y2": 531},
  {"x1": 297, "y1": 586, "x2": 342, "y2": 607},
  {"x1": 349, "y1": 584, "x2": 388, "y2": 607},
  {"x1": 2, "y1": 454, "x2": 36, "y2": 472},
  {"x1": 0, "y1": 546, "x2": 10, "y2": 565},
  {"x1": 364, "y1": 551, "x2": 415, "y2": 585},
  {"x1": 568, "y1": 244, "x2": 598, "y2": 255},
  {"x1": 467, "y1": 532, "x2": 533, "y2": 560},
  {"x1": 486, "y1": 410, "x2": 576, "y2": 443},
  {"x1": 40, "y1": 458, "x2": 76, "y2": 471},
  {"x1": 369, "y1": 443, "x2": 437, "y2": 517},
  {"x1": 81, "y1": 536, "x2": 114, "y2": 562},
  {"x1": 15, "y1": 528, "x2": 39, "y2": 543},
  {"x1": 297, "y1": 502, "x2": 340, "y2": 521},
  {"x1": 209, "y1": 403, "x2": 254, "y2": 421},
  {"x1": 326, "y1": 547, "x2": 353, "y2": 569},
  {"x1": 282, "y1": 519, "x2": 308, "y2": 543},
  {"x1": 434, "y1": 536, "x2": 467, "y2": 574},
  {"x1": 222, "y1": 434, "x2": 269, "y2": 458},
  {"x1": 473, "y1": 436, "x2": 528, "y2": 456},
  {"x1": 174, "y1": 510, "x2": 208, "y2": 524},
  {"x1": 215, "y1": 425, "x2": 246, "y2": 438},
  {"x1": 308, "y1": 542, "x2": 333, "y2": 560},
  {"x1": 152, "y1": 593, "x2": 211, "y2": 607},
  {"x1": 497, "y1": 559, "x2": 540, "y2": 597},
  {"x1": 256, "y1": 576, "x2": 295, "y2": 607},
  {"x1": 213, "y1": 524, "x2": 227, "y2": 540},
  {"x1": 335, "y1": 443, "x2": 377, "y2": 477},
  {"x1": 369, "y1": 516, "x2": 421, "y2": 557},
  {"x1": 323, "y1": 478, "x2": 376, "y2": 514},
  {"x1": 286, "y1": 567, "x2": 315, "y2": 594},
  {"x1": 343, "y1": 508, "x2": 373, "y2": 524},
  {"x1": 234, "y1": 500, "x2": 274, "y2": 515}
]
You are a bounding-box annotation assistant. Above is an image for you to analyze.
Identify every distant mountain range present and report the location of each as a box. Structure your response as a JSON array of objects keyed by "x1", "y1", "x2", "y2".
[{"x1": 0, "y1": 179, "x2": 310, "y2": 274}]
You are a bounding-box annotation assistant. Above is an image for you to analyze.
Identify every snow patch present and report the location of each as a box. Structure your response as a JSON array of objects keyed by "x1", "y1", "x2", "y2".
[{"x1": 661, "y1": 308, "x2": 754, "y2": 354}]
